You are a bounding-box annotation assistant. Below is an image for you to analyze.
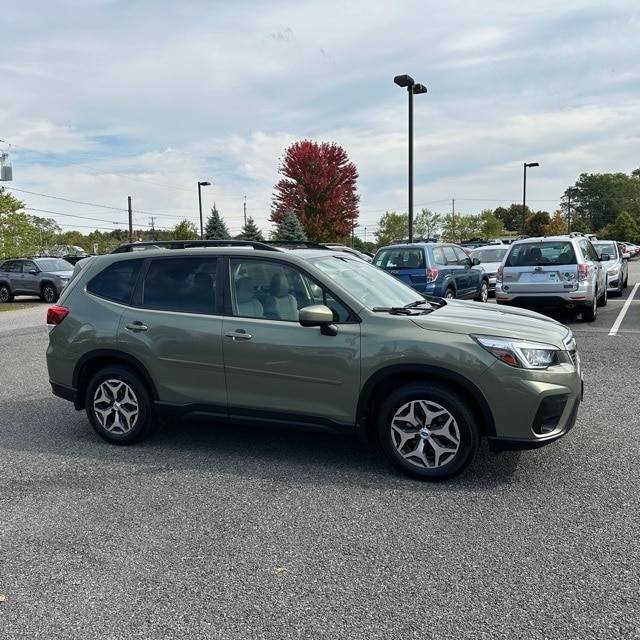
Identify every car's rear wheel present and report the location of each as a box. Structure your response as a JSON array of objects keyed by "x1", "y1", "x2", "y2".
[
  {"x1": 597, "y1": 285, "x2": 607, "y2": 307},
  {"x1": 376, "y1": 382, "x2": 479, "y2": 481},
  {"x1": 0, "y1": 284, "x2": 14, "y2": 303},
  {"x1": 85, "y1": 366, "x2": 156, "y2": 444},
  {"x1": 474, "y1": 280, "x2": 489, "y2": 303},
  {"x1": 444, "y1": 288, "x2": 455, "y2": 299},
  {"x1": 41, "y1": 283, "x2": 59, "y2": 303},
  {"x1": 582, "y1": 292, "x2": 597, "y2": 322}
]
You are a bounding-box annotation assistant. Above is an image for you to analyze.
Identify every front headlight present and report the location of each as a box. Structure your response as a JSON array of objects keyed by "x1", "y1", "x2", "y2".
[
  {"x1": 607, "y1": 267, "x2": 619, "y2": 277},
  {"x1": 471, "y1": 335, "x2": 561, "y2": 369}
]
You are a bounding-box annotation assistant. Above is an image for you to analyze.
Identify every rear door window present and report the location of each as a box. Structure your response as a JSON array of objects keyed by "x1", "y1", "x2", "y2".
[
  {"x1": 142, "y1": 257, "x2": 218, "y2": 314},
  {"x1": 87, "y1": 260, "x2": 143, "y2": 305}
]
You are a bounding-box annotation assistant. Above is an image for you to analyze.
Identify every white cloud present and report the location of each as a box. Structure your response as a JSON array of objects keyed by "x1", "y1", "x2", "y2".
[{"x1": 1, "y1": 0, "x2": 639, "y2": 238}]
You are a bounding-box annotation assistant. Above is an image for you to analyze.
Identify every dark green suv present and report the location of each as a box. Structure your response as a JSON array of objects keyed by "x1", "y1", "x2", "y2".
[{"x1": 46, "y1": 241, "x2": 583, "y2": 480}]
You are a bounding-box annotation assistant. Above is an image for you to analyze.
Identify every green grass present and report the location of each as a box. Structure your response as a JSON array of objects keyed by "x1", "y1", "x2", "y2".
[{"x1": 0, "y1": 302, "x2": 39, "y2": 312}]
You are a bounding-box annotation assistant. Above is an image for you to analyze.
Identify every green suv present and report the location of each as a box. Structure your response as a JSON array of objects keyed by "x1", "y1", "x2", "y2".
[{"x1": 46, "y1": 241, "x2": 583, "y2": 480}]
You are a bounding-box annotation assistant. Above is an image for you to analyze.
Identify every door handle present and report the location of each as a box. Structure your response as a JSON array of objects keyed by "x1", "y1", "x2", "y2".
[
  {"x1": 225, "y1": 330, "x2": 252, "y2": 341},
  {"x1": 125, "y1": 321, "x2": 148, "y2": 332}
]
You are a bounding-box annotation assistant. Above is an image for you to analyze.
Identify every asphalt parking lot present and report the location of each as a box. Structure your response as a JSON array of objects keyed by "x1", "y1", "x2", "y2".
[{"x1": 1, "y1": 264, "x2": 639, "y2": 640}]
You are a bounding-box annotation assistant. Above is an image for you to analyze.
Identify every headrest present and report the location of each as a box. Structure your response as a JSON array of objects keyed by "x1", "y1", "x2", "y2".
[
  {"x1": 270, "y1": 273, "x2": 290, "y2": 297},
  {"x1": 236, "y1": 277, "x2": 254, "y2": 302}
]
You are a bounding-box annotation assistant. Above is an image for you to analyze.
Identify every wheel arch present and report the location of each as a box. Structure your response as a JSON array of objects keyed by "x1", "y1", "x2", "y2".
[
  {"x1": 356, "y1": 364, "x2": 496, "y2": 442},
  {"x1": 73, "y1": 349, "x2": 159, "y2": 410}
]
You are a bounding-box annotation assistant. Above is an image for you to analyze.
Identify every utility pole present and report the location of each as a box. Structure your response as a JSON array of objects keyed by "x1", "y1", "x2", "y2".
[
  {"x1": 127, "y1": 196, "x2": 133, "y2": 244},
  {"x1": 149, "y1": 217, "x2": 156, "y2": 241},
  {"x1": 243, "y1": 196, "x2": 247, "y2": 226}
]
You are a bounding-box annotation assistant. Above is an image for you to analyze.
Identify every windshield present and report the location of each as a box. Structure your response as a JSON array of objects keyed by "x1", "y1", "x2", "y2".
[
  {"x1": 471, "y1": 247, "x2": 508, "y2": 263},
  {"x1": 593, "y1": 242, "x2": 616, "y2": 259},
  {"x1": 308, "y1": 254, "x2": 423, "y2": 309},
  {"x1": 35, "y1": 258, "x2": 73, "y2": 272}
]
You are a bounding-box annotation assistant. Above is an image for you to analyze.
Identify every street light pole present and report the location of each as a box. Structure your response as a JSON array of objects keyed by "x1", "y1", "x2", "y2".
[
  {"x1": 522, "y1": 162, "x2": 539, "y2": 235},
  {"x1": 198, "y1": 181, "x2": 211, "y2": 240},
  {"x1": 394, "y1": 74, "x2": 427, "y2": 244},
  {"x1": 567, "y1": 188, "x2": 577, "y2": 234}
]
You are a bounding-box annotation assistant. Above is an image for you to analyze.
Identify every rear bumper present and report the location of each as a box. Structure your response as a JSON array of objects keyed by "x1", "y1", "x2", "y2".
[
  {"x1": 50, "y1": 381, "x2": 81, "y2": 409},
  {"x1": 495, "y1": 294, "x2": 592, "y2": 309}
]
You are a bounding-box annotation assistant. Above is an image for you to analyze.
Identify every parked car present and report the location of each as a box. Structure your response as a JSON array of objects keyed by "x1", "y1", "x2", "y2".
[
  {"x1": 495, "y1": 233, "x2": 608, "y2": 321},
  {"x1": 0, "y1": 257, "x2": 74, "y2": 303},
  {"x1": 619, "y1": 241, "x2": 639, "y2": 258},
  {"x1": 469, "y1": 245, "x2": 510, "y2": 294},
  {"x1": 46, "y1": 241, "x2": 582, "y2": 481},
  {"x1": 372, "y1": 242, "x2": 489, "y2": 302},
  {"x1": 591, "y1": 240, "x2": 628, "y2": 296}
]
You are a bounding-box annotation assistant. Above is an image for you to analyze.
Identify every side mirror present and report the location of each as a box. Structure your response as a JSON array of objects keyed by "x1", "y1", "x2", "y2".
[
  {"x1": 599, "y1": 254, "x2": 610, "y2": 262},
  {"x1": 299, "y1": 304, "x2": 338, "y2": 336},
  {"x1": 472, "y1": 257, "x2": 481, "y2": 266},
  {"x1": 28, "y1": 269, "x2": 38, "y2": 275}
]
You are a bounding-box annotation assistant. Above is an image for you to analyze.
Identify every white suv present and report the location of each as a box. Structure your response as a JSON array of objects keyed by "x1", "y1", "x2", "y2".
[{"x1": 495, "y1": 234, "x2": 608, "y2": 322}]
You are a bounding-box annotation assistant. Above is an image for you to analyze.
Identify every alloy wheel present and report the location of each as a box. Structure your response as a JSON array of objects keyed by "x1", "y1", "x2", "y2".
[
  {"x1": 93, "y1": 379, "x2": 140, "y2": 435},
  {"x1": 389, "y1": 399, "x2": 460, "y2": 469}
]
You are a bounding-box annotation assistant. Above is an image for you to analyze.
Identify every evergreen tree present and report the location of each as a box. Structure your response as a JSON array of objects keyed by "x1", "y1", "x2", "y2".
[
  {"x1": 204, "y1": 204, "x2": 230, "y2": 240},
  {"x1": 239, "y1": 216, "x2": 264, "y2": 241},
  {"x1": 274, "y1": 211, "x2": 308, "y2": 241}
]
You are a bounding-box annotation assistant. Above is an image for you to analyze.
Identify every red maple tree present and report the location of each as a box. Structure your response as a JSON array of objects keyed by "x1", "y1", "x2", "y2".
[{"x1": 270, "y1": 140, "x2": 360, "y2": 242}]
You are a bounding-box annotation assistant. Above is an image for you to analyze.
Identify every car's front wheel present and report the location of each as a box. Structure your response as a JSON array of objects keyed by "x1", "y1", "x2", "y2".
[
  {"x1": 0, "y1": 284, "x2": 14, "y2": 303},
  {"x1": 85, "y1": 366, "x2": 156, "y2": 444},
  {"x1": 376, "y1": 382, "x2": 479, "y2": 481},
  {"x1": 41, "y1": 283, "x2": 59, "y2": 303}
]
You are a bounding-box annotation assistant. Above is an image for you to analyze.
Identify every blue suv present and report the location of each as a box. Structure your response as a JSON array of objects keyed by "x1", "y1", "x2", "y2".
[{"x1": 373, "y1": 242, "x2": 489, "y2": 302}]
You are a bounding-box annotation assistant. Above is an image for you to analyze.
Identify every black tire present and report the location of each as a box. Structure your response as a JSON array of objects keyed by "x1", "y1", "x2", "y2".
[
  {"x1": 444, "y1": 288, "x2": 455, "y2": 300},
  {"x1": 41, "y1": 283, "x2": 59, "y2": 303},
  {"x1": 597, "y1": 285, "x2": 607, "y2": 307},
  {"x1": 376, "y1": 382, "x2": 480, "y2": 481},
  {"x1": 85, "y1": 366, "x2": 156, "y2": 444},
  {"x1": 582, "y1": 293, "x2": 597, "y2": 322},
  {"x1": 0, "y1": 284, "x2": 14, "y2": 303},
  {"x1": 474, "y1": 280, "x2": 489, "y2": 303}
]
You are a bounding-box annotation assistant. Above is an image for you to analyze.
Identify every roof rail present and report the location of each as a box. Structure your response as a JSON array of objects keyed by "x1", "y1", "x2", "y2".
[
  {"x1": 261, "y1": 240, "x2": 332, "y2": 250},
  {"x1": 110, "y1": 239, "x2": 280, "y2": 253}
]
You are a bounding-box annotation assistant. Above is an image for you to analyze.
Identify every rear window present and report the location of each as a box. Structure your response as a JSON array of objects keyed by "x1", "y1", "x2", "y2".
[
  {"x1": 87, "y1": 259, "x2": 143, "y2": 305},
  {"x1": 374, "y1": 249, "x2": 424, "y2": 269},
  {"x1": 505, "y1": 242, "x2": 575, "y2": 267}
]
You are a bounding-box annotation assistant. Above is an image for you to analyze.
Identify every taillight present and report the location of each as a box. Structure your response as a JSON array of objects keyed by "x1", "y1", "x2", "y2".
[
  {"x1": 578, "y1": 264, "x2": 589, "y2": 281},
  {"x1": 426, "y1": 268, "x2": 438, "y2": 283},
  {"x1": 496, "y1": 266, "x2": 503, "y2": 283},
  {"x1": 47, "y1": 305, "x2": 69, "y2": 330}
]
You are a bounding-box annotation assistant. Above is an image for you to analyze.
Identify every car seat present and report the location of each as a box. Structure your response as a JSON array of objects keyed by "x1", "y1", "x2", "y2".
[
  {"x1": 264, "y1": 273, "x2": 298, "y2": 320},
  {"x1": 235, "y1": 276, "x2": 263, "y2": 317}
]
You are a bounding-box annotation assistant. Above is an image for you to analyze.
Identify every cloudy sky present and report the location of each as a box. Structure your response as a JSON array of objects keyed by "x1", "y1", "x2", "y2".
[{"x1": 1, "y1": 0, "x2": 639, "y2": 240}]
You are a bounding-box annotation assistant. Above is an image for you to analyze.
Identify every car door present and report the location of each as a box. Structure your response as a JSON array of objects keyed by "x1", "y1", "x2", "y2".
[
  {"x1": 451, "y1": 245, "x2": 478, "y2": 298},
  {"x1": 221, "y1": 256, "x2": 361, "y2": 431},
  {"x1": 116, "y1": 256, "x2": 227, "y2": 415},
  {"x1": 581, "y1": 239, "x2": 606, "y2": 293},
  {"x1": 21, "y1": 259, "x2": 41, "y2": 296},
  {"x1": 1, "y1": 260, "x2": 23, "y2": 294}
]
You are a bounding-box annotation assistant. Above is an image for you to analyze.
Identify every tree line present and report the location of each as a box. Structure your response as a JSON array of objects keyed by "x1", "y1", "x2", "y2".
[{"x1": 2, "y1": 140, "x2": 639, "y2": 259}]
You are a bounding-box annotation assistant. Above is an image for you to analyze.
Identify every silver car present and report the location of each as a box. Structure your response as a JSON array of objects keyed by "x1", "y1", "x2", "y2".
[
  {"x1": 496, "y1": 234, "x2": 608, "y2": 322},
  {"x1": 469, "y1": 245, "x2": 510, "y2": 294},
  {"x1": 592, "y1": 240, "x2": 628, "y2": 295}
]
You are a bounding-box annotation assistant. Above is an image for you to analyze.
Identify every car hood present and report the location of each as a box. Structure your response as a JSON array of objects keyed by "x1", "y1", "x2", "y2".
[{"x1": 410, "y1": 300, "x2": 571, "y2": 346}]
